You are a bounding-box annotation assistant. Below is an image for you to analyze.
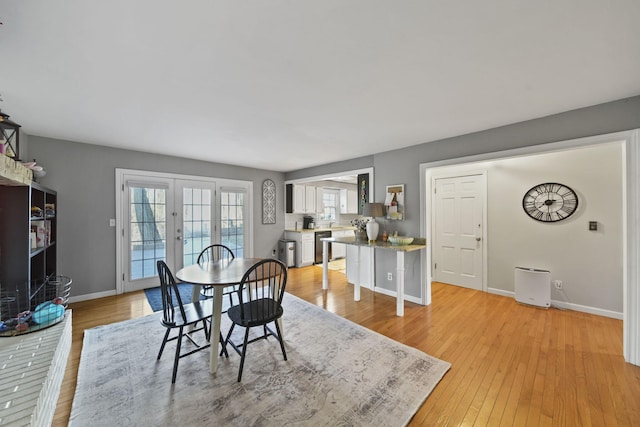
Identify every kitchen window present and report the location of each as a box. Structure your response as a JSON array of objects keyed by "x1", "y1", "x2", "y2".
[{"x1": 323, "y1": 191, "x2": 338, "y2": 221}]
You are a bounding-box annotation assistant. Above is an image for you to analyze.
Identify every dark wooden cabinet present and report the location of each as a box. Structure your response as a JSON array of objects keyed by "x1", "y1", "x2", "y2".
[{"x1": 0, "y1": 182, "x2": 57, "y2": 313}]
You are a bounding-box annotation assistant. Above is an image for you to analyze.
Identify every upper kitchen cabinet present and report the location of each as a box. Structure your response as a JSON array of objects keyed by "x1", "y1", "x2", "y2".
[
  {"x1": 340, "y1": 188, "x2": 358, "y2": 214},
  {"x1": 286, "y1": 183, "x2": 317, "y2": 214},
  {"x1": 305, "y1": 185, "x2": 316, "y2": 213},
  {"x1": 316, "y1": 187, "x2": 324, "y2": 212}
]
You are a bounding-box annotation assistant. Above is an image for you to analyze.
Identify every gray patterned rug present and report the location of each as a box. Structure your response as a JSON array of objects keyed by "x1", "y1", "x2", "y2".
[{"x1": 70, "y1": 293, "x2": 450, "y2": 426}]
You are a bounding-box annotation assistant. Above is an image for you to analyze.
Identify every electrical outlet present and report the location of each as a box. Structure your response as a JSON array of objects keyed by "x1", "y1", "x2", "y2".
[
  {"x1": 272, "y1": 249, "x2": 276, "y2": 256},
  {"x1": 554, "y1": 280, "x2": 563, "y2": 289},
  {"x1": 387, "y1": 272, "x2": 393, "y2": 281}
]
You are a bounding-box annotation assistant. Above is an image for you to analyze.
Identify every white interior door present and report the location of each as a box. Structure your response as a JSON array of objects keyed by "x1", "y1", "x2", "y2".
[{"x1": 433, "y1": 174, "x2": 485, "y2": 290}]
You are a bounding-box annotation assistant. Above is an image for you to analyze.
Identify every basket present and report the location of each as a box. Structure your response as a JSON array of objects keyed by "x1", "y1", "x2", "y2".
[{"x1": 0, "y1": 275, "x2": 72, "y2": 337}]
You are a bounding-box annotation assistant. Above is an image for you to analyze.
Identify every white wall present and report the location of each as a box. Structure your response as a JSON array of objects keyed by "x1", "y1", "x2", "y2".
[{"x1": 432, "y1": 142, "x2": 623, "y2": 314}]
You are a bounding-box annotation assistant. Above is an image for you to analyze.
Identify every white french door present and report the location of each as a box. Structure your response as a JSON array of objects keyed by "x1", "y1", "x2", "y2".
[
  {"x1": 176, "y1": 180, "x2": 216, "y2": 268},
  {"x1": 119, "y1": 176, "x2": 216, "y2": 293},
  {"x1": 116, "y1": 169, "x2": 253, "y2": 294}
]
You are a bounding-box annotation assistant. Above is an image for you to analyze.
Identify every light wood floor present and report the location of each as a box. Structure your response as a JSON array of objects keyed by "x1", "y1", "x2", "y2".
[{"x1": 53, "y1": 266, "x2": 640, "y2": 426}]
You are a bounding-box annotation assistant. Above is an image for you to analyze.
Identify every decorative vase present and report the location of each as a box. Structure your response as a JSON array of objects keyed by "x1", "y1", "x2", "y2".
[
  {"x1": 356, "y1": 229, "x2": 367, "y2": 242},
  {"x1": 366, "y1": 219, "x2": 379, "y2": 242}
]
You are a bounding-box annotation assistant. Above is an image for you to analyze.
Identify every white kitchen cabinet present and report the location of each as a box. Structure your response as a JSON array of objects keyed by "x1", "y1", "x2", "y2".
[
  {"x1": 340, "y1": 188, "x2": 359, "y2": 214},
  {"x1": 284, "y1": 231, "x2": 315, "y2": 267},
  {"x1": 346, "y1": 245, "x2": 374, "y2": 289},
  {"x1": 331, "y1": 229, "x2": 354, "y2": 259},
  {"x1": 305, "y1": 185, "x2": 316, "y2": 213},
  {"x1": 293, "y1": 184, "x2": 306, "y2": 213},
  {"x1": 286, "y1": 184, "x2": 317, "y2": 214},
  {"x1": 316, "y1": 187, "x2": 324, "y2": 213}
]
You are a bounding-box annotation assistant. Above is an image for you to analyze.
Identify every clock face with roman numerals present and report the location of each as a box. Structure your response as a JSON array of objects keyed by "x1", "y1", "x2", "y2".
[{"x1": 522, "y1": 182, "x2": 578, "y2": 222}]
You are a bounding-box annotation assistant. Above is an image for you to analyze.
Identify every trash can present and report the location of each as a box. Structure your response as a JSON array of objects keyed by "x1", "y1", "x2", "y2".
[{"x1": 278, "y1": 240, "x2": 296, "y2": 267}]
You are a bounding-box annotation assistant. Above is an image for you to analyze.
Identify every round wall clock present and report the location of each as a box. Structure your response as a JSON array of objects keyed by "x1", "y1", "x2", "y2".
[{"x1": 522, "y1": 182, "x2": 578, "y2": 222}]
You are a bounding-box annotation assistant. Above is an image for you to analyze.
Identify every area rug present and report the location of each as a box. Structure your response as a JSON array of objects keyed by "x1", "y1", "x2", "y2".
[
  {"x1": 70, "y1": 293, "x2": 450, "y2": 426},
  {"x1": 143, "y1": 283, "x2": 206, "y2": 311},
  {"x1": 315, "y1": 258, "x2": 346, "y2": 271}
]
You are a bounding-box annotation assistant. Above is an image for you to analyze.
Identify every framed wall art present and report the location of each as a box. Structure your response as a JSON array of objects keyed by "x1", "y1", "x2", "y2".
[
  {"x1": 262, "y1": 179, "x2": 276, "y2": 224},
  {"x1": 384, "y1": 184, "x2": 405, "y2": 220},
  {"x1": 357, "y1": 173, "x2": 369, "y2": 215}
]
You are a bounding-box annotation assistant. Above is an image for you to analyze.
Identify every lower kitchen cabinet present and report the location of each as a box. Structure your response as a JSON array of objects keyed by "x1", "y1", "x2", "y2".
[
  {"x1": 331, "y1": 229, "x2": 354, "y2": 259},
  {"x1": 284, "y1": 231, "x2": 315, "y2": 267}
]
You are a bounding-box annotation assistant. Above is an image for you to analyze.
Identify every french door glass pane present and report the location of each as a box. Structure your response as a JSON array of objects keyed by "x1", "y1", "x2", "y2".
[
  {"x1": 183, "y1": 187, "x2": 212, "y2": 266},
  {"x1": 221, "y1": 190, "x2": 244, "y2": 257},
  {"x1": 129, "y1": 187, "x2": 167, "y2": 280}
]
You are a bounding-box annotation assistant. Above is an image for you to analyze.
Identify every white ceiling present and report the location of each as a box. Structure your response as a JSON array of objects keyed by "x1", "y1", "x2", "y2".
[{"x1": 1, "y1": 1, "x2": 639, "y2": 172}]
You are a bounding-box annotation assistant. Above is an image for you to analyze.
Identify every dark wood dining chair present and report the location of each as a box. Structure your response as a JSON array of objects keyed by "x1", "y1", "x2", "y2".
[
  {"x1": 156, "y1": 260, "x2": 228, "y2": 383},
  {"x1": 224, "y1": 258, "x2": 288, "y2": 381},
  {"x1": 197, "y1": 244, "x2": 237, "y2": 307}
]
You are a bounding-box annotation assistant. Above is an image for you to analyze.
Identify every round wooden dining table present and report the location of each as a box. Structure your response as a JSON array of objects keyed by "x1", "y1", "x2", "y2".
[{"x1": 176, "y1": 257, "x2": 263, "y2": 374}]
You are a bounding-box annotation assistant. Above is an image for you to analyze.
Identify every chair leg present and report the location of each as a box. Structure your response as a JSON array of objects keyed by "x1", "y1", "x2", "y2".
[
  {"x1": 273, "y1": 320, "x2": 287, "y2": 361},
  {"x1": 222, "y1": 323, "x2": 236, "y2": 356},
  {"x1": 172, "y1": 327, "x2": 183, "y2": 384},
  {"x1": 203, "y1": 318, "x2": 210, "y2": 341},
  {"x1": 157, "y1": 328, "x2": 171, "y2": 360},
  {"x1": 237, "y1": 327, "x2": 251, "y2": 382},
  {"x1": 219, "y1": 333, "x2": 229, "y2": 358}
]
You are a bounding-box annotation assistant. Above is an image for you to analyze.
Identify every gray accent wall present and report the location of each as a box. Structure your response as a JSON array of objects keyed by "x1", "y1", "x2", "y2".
[
  {"x1": 26, "y1": 137, "x2": 285, "y2": 298},
  {"x1": 21, "y1": 95, "x2": 640, "y2": 306},
  {"x1": 286, "y1": 95, "x2": 640, "y2": 307}
]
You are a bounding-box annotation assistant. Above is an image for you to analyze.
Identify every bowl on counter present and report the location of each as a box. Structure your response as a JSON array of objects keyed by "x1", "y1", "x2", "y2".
[{"x1": 387, "y1": 236, "x2": 414, "y2": 246}]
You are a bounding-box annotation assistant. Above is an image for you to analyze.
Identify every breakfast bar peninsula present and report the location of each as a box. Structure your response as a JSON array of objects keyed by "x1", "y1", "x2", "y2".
[{"x1": 320, "y1": 236, "x2": 426, "y2": 317}]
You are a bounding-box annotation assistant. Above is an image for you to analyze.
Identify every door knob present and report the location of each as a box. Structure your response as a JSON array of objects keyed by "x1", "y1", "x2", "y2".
[{"x1": 476, "y1": 237, "x2": 481, "y2": 241}]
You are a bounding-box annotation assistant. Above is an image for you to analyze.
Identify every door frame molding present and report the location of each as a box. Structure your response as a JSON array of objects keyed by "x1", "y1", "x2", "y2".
[
  {"x1": 115, "y1": 168, "x2": 253, "y2": 295},
  {"x1": 431, "y1": 170, "x2": 487, "y2": 292},
  {"x1": 419, "y1": 129, "x2": 640, "y2": 366}
]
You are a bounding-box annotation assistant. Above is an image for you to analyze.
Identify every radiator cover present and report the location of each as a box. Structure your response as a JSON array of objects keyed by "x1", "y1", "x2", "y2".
[{"x1": 514, "y1": 267, "x2": 551, "y2": 308}]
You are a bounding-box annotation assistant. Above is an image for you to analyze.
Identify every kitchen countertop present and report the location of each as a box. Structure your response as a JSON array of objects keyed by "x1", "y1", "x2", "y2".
[
  {"x1": 320, "y1": 236, "x2": 426, "y2": 251},
  {"x1": 284, "y1": 226, "x2": 356, "y2": 233}
]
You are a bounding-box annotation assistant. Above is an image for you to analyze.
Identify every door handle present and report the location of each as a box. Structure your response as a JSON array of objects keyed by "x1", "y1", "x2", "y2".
[{"x1": 476, "y1": 237, "x2": 481, "y2": 242}]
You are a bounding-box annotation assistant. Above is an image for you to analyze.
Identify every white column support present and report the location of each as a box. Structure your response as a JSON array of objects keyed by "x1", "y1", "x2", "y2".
[
  {"x1": 396, "y1": 251, "x2": 405, "y2": 316},
  {"x1": 354, "y1": 245, "x2": 361, "y2": 301},
  {"x1": 322, "y1": 240, "x2": 329, "y2": 290}
]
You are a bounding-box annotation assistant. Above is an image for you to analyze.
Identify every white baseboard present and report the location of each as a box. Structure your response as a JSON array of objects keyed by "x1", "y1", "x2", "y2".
[
  {"x1": 373, "y1": 286, "x2": 423, "y2": 305},
  {"x1": 487, "y1": 287, "x2": 623, "y2": 320},
  {"x1": 68, "y1": 289, "x2": 117, "y2": 304}
]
